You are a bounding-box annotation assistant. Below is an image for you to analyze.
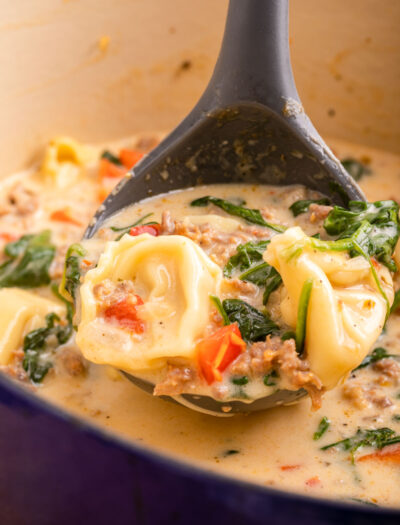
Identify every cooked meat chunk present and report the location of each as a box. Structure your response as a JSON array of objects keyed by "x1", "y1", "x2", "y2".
[
  {"x1": 308, "y1": 203, "x2": 333, "y2": 223},
  {"x1": 160, "y1": 211, "x2": 175, "y2": 234},
  {"x1": 0, "y1": 183, "x2": 39, "y2": 216},
  {"x1": 153, "y1": 365, "x2": 197, "y2": 396},
  {"x1": 56, "y1": 347, "x2": 87, "y2": 377},
  {"x1": 93, "y1": 279, "x2": 136, "y2": 307},
  {"x1": 230, "y1": 336, "x2": 323, "y2": 409},
  {"x1": 1, "y1": 349, "x2": 28, "y2": 383},
  {"x1": 161, "y1": 214, "x2": 272, "y2": 266},
  {"x1": 342, "y1": 379, "x2": 393, "y2": 409},
  {"x1": 373, "y1": 358, "x2": 400, "y2": 384},
  {"x1": 228, "y1": 278, "x2": 259, "y2": 297}
]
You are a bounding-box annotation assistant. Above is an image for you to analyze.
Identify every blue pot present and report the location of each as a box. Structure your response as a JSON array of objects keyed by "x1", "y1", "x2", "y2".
[{"x1": 0, "y1": 374, "x2": 398, "y2": 525}]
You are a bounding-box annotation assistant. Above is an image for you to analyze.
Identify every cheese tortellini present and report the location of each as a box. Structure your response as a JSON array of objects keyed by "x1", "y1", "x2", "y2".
[
  {"x1": 264, "y1": 227, "x2": 394, "y2": 388},
  {"x1": 40, "y1": 136, "x2": 95, "y2": 189},
  {"x1": 0, "y1": 288, "x2": 64, "y2": 365},
  {"x1": 77, "y1": 234, "x2": 222, "y2": 372}
]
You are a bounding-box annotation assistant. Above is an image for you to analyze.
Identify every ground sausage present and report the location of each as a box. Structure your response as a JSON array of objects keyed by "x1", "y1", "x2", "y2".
[
  {"x1": 373, "y1": 358, "x2": 400, "y2": 384},
  {"x1": 0, "y1": 183, "x2": 39, "y2": 217},
  {"x1": 230, "y1": 336, "x2": 323, "y2": 409},
  {"x1": 342, "y1": 378, "x2": 393, "y2": 410},
  {"x1": 93, "y1": 279, "x2": 136, "y2": 307},
  {"x1": 56, "y1": 347, "x2": 87, "y2": 377},
  {"x1": 153, "y1": 365, "x2": 197, "y2": 396},
  {"x1": 308, "y1": 203, "x2": 333, "y2": 223}
]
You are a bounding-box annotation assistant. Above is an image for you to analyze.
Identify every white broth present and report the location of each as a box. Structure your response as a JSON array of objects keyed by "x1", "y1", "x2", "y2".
[{"x1": 0, "y1": 135, "x2": 399, "y2": 508}]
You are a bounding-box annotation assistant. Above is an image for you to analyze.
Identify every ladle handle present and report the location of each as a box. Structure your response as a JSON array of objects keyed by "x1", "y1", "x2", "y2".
[{"x1": 202, "y1": 0, "x2": 299, "y2": 112}]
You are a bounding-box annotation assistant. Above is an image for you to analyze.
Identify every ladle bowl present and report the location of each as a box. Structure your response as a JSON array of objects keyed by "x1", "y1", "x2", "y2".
[{"x1": 84, "y1": 0, "x2": 365, "y2": 415}]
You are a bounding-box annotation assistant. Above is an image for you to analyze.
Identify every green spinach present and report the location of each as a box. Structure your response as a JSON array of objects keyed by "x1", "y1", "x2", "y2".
[
  {"x1": 190, "y1": 196, "x2": 285, "y2": 233},
  {"x1": 313, "y1": 416, "x2": 330, "y2": 440},
  {"x1": 111, "y1": 213, "x2": 159, "y2": 240},
  {"x1": 390, "y1": 289, "x2": 400, "y2": 314},
  {"x1": 222, "y1": 299, "x2": 278, "y2": 342},
  {"x1": 210, "y1": 295, "x2": 230, "y2": 326},
  {"x1": 353, "y1": 347, "x2": 398, "y2": 371},
  {"x1": 321, "y1": 427, "x2": 400, "y2": 463},
  {"x1": 110, "y1": 212, "x2": 155, "y2": 233},
  {"x1": 0, "y1": 231, "x2": 55, "y2": 288},
  {"x1": 323, "y1": 200, "x2": 400, "y2": 272},
  {"x1": 224, "y1": 241, "x2": 282, "y2": 305},
  {"x1": 341, "y1": 158, "x2": 371, "y2": 182},
  {"x1": 263, "y1": 370, "x2": 278, "y2": 386},
  {"x1": 240, "y1": 262, "x2": 282, "y2": 305},
  {"x1": 61, "y1": 243, "x2": 86, "y2": 301},
  {"x1": 224, "y1": 240, "x2": 269, "y2": 277},
  {"x1": 23, "y1": 311, "x2": 72, "y2": 383},
  {"x1": 295, "y1": 278, "x2": 313, "y2": 354},
  {"x1": 232, "y1": 376, "x2": 249, "y2": 386},
  {"x1": 101, "y1": 150, "x2": 122, "y2": 166}
]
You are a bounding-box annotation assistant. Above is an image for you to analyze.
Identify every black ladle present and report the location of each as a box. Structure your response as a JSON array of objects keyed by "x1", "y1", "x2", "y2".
[{"x1": 85, "y1": 0, "x2": 364, "y2": 416}]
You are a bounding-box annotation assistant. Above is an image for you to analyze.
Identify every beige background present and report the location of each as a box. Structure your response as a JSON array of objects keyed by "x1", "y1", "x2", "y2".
[{"x1": 0, "y1": 0, "x2": 399, "y2": 174}]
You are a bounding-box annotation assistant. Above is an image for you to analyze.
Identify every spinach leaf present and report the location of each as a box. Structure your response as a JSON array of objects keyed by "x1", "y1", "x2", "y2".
[
  {"x1": 341, "y1": 158, "x2": 371, "y2": 182},
  {"x1": 210, "y1": 295, "x2": 230, "y2": 326},
  {"x1": 321, "y1": 427, "x2": 400, "y2": 463},
  {"x1": 101, "y1": 150, "x2": 122, "y2": 166},
  {"x1": 289, "y1": 198, "x2": 331, "y2": 217},
  {"x1": 110, "y1": 212, "x2": 155, "y2": 233},
  {"x1": 295, "y1": 278, "x2": 313, "y2": 355},
  {"x1": 23, "y1": 311, "x2": 72, "y2": 383},
  {"x1": 51, "y1": 283, "x2": 74, "y2": 330},
  {"x1": 0, "y1": 231, "x2": 55, "y2": 288},
  {"x1": 190, "y1": 196, "x2": 285, "y2": 233},
  {"x1": 281, "y1": 330, "x2": 296, "y2": 341},
  {"x1": 240, "y1": 262, "x2": 282, "y2": 305},
  {"x1": 353, "y1": 347, "x2": 398, "y2": 371},
  {"x1": 222, "y1": 299, "x2": 278, "y2": 342},
  {"x1": 224, "y1": 241, "x2": 282, "y2": 305},
  {"x1": 60, "y1": 243, "x2": 86, "y2": 301},
  {"x1": 309, "y1": 223, "x2": 391, "y2": 315},
  {"x1": 232, "y1": 376, "x2": 249, "y2": 386},
  {"x1": 239, "y1": 262, "x2": 270, "y2": 286},
  {"x1": 390, "y1": 289, "x2": 400, "y2": 314},
  {"x1": 224, "y1": 240, "x2": 269, "y2": 277},
  {"x1": 263, "y1": 370, "x2": 278, "y2": 386},
  {"x1": 323, "y1": 200, "x2": 400, "y2": 271},
  {"x1": 313, "y1": 416, "x2": 330, "y2": 440}
]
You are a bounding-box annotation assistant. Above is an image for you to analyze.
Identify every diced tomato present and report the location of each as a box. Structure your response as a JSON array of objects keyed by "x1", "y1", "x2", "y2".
[
  {"x1": 97, "y1": 186, "x2": 109, "y2": 203},
  {"x1": 0, "y1": 233, "x2": 17, "y2": 242},
  {"x1": 129, "y1": 224, "x2": 161, "y2": 237},
  {"x1": 197, "y1": 324, "x2": 246, "y2": 384},
  {"x1": 305, "y1": 476, "x2": 321, "y2": 487},
  {"x1": 104, "y1": 296, "x2": 145, "y2": 333},
  {"x1": 358, "y1": 443, "x2": 400, "y2": 464},
  {"x1": 50, "y1": 209, "x2": 82, "y2": 226},
  {"x1": 371, "y1": 257, "x2": 380, "y2": 270},
  {"x1": 119, "y1": 149, "x2": 144, "y2": 170},
  {"x1": 280, "y1": 465, "x2": 301, "y2": 471},
  {"x1": 99, "y1": 158, "x2": 126, "y2": 179}
]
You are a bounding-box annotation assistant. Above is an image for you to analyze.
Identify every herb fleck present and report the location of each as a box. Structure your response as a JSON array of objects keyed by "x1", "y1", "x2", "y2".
[
  {"x1": 313, "y1": 417, "x2": 330, "y2": 440},
  {"x1": 190, "y1": 196, "x2": 285, "y2": 233}
]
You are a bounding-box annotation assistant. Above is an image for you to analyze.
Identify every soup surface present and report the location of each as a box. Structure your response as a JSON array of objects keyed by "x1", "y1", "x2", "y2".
[{"x1": 1, "y1": 135, "x2": 400, "y2": 507}]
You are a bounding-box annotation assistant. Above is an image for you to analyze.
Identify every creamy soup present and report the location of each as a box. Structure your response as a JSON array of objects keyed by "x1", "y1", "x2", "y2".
[{"x1": 0, "y1": 135, "x2": 400, "y2": 508}]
